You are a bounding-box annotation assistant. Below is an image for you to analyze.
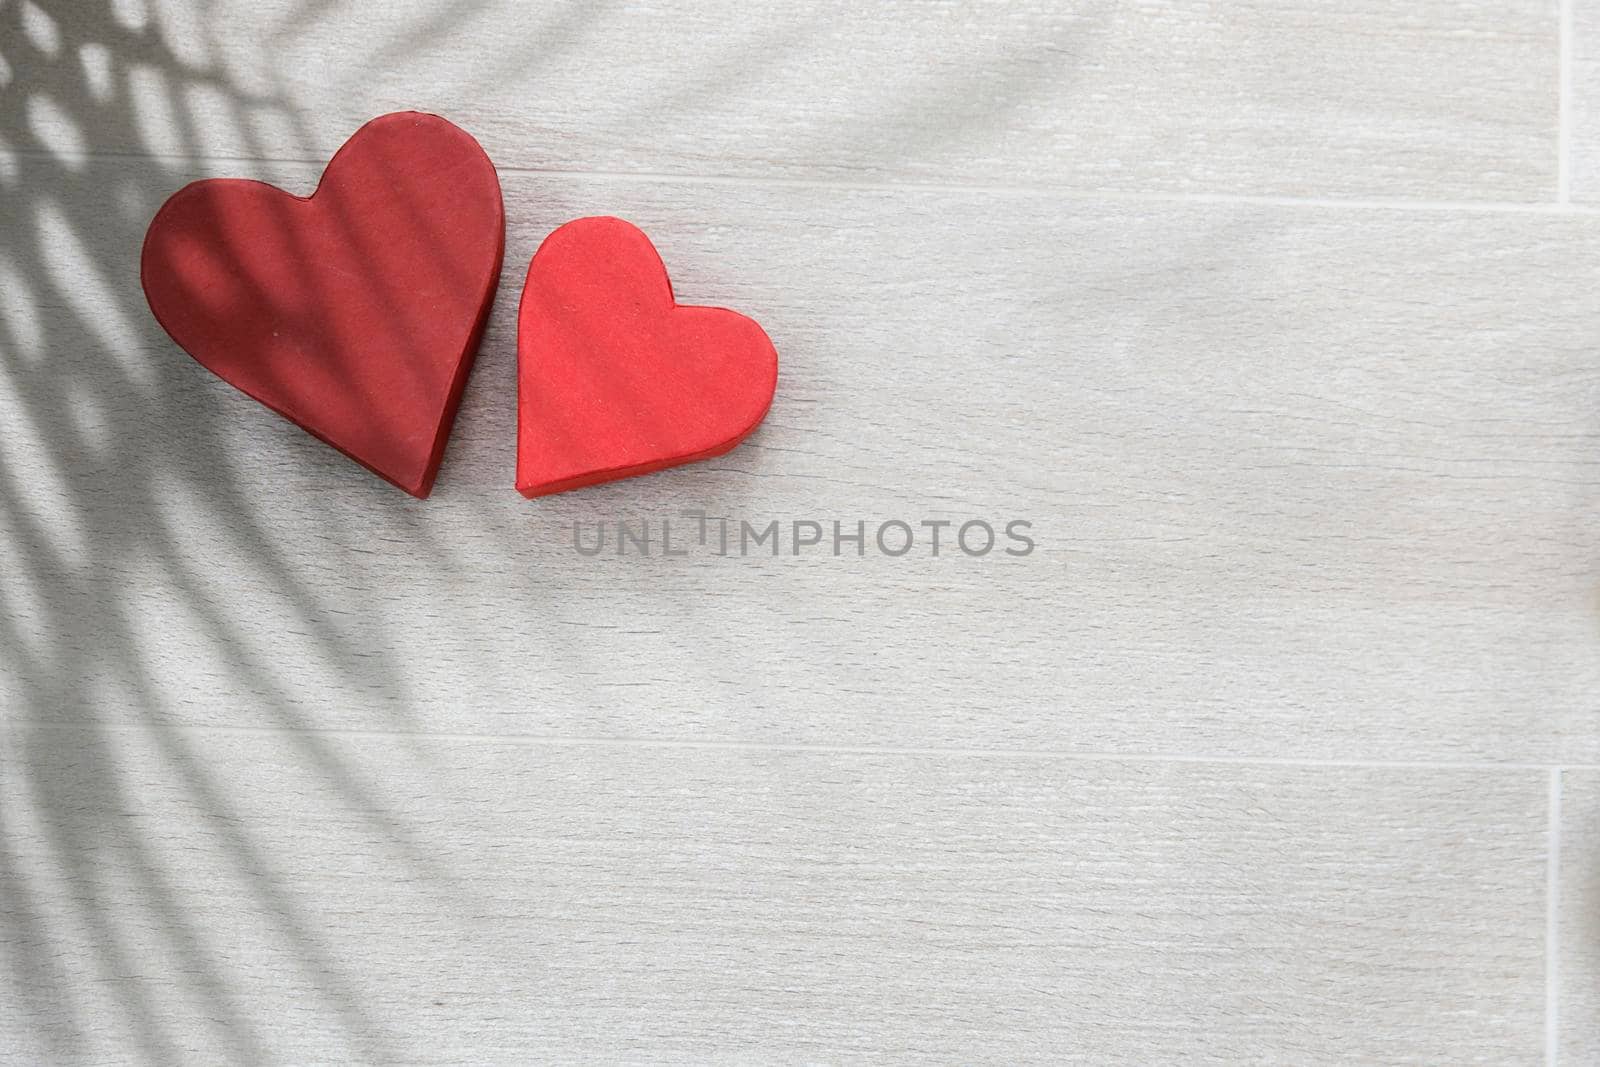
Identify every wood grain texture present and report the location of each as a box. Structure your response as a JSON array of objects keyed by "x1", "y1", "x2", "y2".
[
  {"x1": 1573, "y1": 0, "x2": 1600, "y2": 202},
  {"x1": 10, "y1": 0, "x2": 1557, "y2": 201},
  {"x1": 0, "y1": 724, "x2": 1548, "y2": 1065},
  {"x1": 4, "y1": 164, "x2": 1600, "y2": 761},
  {"x1": 0, "y1": 6, "x2": 1586, "y2": 1060},
  {"x1": 1559, "y1": 770, "x2": 1600, "y2": 1064}
]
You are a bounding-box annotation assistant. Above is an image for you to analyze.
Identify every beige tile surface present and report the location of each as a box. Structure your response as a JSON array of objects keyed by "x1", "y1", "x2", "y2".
[
  {"x1": 0, "y1": 725, "x2": 1549, "y2": 1064},
  {"x1": 7, "y1": 0, "x2": 1558, "y2": 201}
]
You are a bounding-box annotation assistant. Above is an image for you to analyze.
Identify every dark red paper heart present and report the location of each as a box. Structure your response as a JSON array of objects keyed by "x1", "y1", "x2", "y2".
[
  {"x1": 140, "y1": 111, "x2": 504, "y2": 498},
  {"x1": 515, "y1": 216, "x2": 778, "y2": 498}
]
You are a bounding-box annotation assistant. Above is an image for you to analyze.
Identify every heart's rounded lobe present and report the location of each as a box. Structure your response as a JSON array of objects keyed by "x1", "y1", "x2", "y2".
[
  {"x1": 515, "y1": 216, "x2": 778, "y2": 498},
  {"x1": 140, "y1": 111, "x2": 504, "y2": 497}
]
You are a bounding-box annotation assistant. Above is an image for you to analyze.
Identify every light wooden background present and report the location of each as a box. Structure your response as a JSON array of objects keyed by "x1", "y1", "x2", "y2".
[{"x1": 3, "y1": 0, "x2": 1600, "y2": 1062}]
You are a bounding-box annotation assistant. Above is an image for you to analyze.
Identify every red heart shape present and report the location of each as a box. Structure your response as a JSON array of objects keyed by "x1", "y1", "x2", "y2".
[
  {"x1": 140, "y1": 112, "x2": 504, "y2": 498},
  {"x1": 516, "y1": 217, "x2": 778, "y2": 498}
]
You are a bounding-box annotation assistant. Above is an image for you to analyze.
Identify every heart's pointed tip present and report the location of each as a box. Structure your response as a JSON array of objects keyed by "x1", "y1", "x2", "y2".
[
  {"x1": 405, "y1": 457, "x2": 447, "y2": 499},
  {"x1": 516, "y1": 474, "x2": 573, "y2": 499}
]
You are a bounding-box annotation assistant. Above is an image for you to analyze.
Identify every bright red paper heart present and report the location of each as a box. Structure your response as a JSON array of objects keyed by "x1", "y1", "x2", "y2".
[
  {"x1": 515, "y1": 216, "x2": 778, "y2": 497},
  {"x1": 140, "y1": 111, "x2": 504, "y2": 498}
]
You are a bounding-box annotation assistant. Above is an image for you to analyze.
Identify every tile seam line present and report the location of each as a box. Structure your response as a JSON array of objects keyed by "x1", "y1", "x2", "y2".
[
  {"x1": 0, "y1": 720, "x2": 1586, "y2": 770},
  {"x1": 14, "y1": 147, "x2": 1598, "y2": 215}
]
